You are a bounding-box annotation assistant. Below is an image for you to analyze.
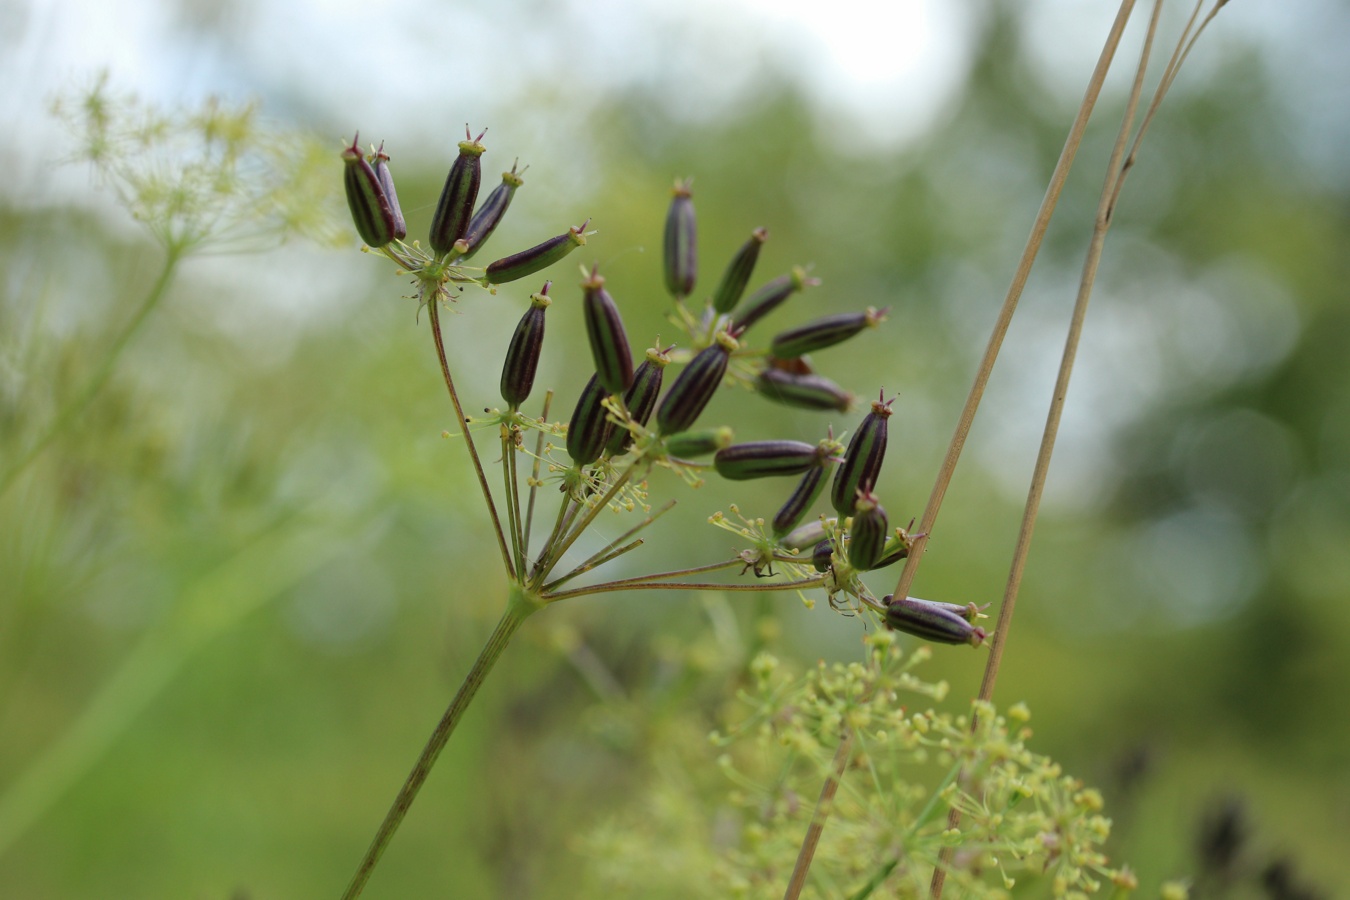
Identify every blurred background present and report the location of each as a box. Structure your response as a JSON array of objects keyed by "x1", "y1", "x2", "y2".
[{"x1": 2, "y1": 0, "x2": 1348, "y2": 896}]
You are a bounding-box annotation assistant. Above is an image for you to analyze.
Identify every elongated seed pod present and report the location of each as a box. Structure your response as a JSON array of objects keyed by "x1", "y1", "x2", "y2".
[
  {"x1": 373, "y1": 143, "x2": 407, "y2": 241},
  {"x1": 881, "y1": 595, "x2": 982, "y2": 623},
  {"x1": 781, "y1": 518, "x2": 832, "y2": 551},
  {"x1": 773, "y1": 464, "x2": 830, "y2": 537},
  {"x1": 429, "y1": 128, "x2": 486, "y2": 256},
  {"x1": 665, "y1": 426, "x2": 733, "y2": 459},
  {"x1": 847, "y1": 494, "x2": 888, "y2": 571},
  {"x1": 884, "y1": 595, "x2": 987, "y2": 647},
  {"x1": 566, "y1": 373, "x2": 615, "y2": 466},
  {"x1": 712, "y1": 227, "x2": 767, "y2": 314},
  {"x1": 873, "y1": 536, "x2": 911, "y2": 570},
  {"x1": 663, "y1": 178, "x2": 697, "y2": 299},
  {"x1": 456, "y1": 162, "x2": 525, "y2": 260},
  {"x1": 500, "y1": 283, "x2": 551, "y2": 409},
  {"x1": 341, "y1": 134, "x2": 399, "y2": 248},
  {"x1": 484, "y1": 222, "x2": 588, "y2": 285},
  {"x1": 732, "y1": 267, "x2": 816, "y2": 333},
  {"x1": 582, "y1": 268, "x2": 634, "y2": 396},
  {"x1": 654, "y1": 331, "x2": 737, "y2": 435},
  {"x1": 714, "y1": 440, "x2": 820, "y2": 481},
  {"x1": 770, "y1": 308, "x2": 886, "y2": 359},
  {"x1": 811, "y1": 538, "x2": 835, "y2": 572},
  {"x1": 605, "y1": 347, "x2": 670, "y2": 456},
  {"x1": 756, "y1": 368, "x2": 853, "y2": 413},
  {"x1": 832, "y1": 395, "x2": 893, "y2": 515}
]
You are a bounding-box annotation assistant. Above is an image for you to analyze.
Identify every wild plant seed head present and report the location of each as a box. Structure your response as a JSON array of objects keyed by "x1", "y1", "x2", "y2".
[
  {"x1": 429, "y1": 125, "x2": 486, "y2": 256},
  {"x1": 831, "y1": 392, "x2": 893, "y2": 515},
  {"x1": 731, "y1": 266, "x2": 818, "y2": 333},
  {"x1": 654, "y1": 331, "x2": 737, "y2": 436},
  {"x1": 847, "y1": 492, "x2": 888, "y2": 571},
  {"x1": 755, "y1": 368, "x2": 854, "y2": 413},
  {"x1": 372, "y1": 142, "x2": 407, "y2": 241},
  {"x1": 341, "y1": 133, "x2": 400, "y2": 248},
  {"x1": 664, "y1": 426, "x2": 734, "y2": 459},
  {"x1": 582, "y1": 267, "x2": 635, "y2": 396},
  {"x1": 606, "y1": 346, "x2": 671, "y2": 457},
  {"x1": 884, "y1": 595, "x2": 987, "y2": 647},
  {"x1": 712, "y1": 227, "x2": 768, "y2": 314},
  {"x1": 566, "y1": 372, "x2": 616, "y2": 466},
  {"x1": 713, "y1": 440, "x2": 823, "y2": 481},
  {"x1": 456, "y1": 161, "x2": 525, "y2": 261},
  {"x1": 663, "y1": 178, "x2": 697, "y2": 300},
  {"x1": 484, "y1": 221, "x2": 588, "y2": 285},
  {"x1": 769, "y1": 307, "x2": 886, "y2": 359},
  {"x1": 500, "y1": 282, "x2": 551, "y2": 409}
]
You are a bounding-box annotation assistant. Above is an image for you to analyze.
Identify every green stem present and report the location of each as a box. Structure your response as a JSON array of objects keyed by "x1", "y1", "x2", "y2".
[
  {"x1": 340, "y1": 586, "x2": 538, "y2": 900},
  {"x1": 783, "y1": 727, "x2": 854, "y2": 900},
  {"x1": 0, "y1": 248, "x2": 182, "y2": 498},
  {"x1": 543, "y1": 573, "x2": 826, "y2": 603},
  {"x1": 426, "y1": 297, "x2": 515, "y2": 578}
]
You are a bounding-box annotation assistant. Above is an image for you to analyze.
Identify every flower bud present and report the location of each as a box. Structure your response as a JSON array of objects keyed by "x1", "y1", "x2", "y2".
[
  {"x1": 770, "y1": 308, "x2": 886, "y2": 359},
  {"x1": 341, "y1": 134, "x2": 400, "y2": 248},
  {"x1": 663, "y1": 178, "x2": 697, "y2": 299},
  {"x1": 484, "y1": 221, "x2": 588, "y2": 285},
  {"x1": 456, "y1": 162, "x2": 525, "y2": 261},
  {"x1": 605, "y1": 346, "x2": 670, "y2": 457},
  {"x1": 664, "y1": 426, "x2": 733, "y2": 459},
  {"x1": 500, "y1": 283, "x2": 551, "y2": 409},
  {"x1": 883, "y1": 595, "x2": 987, "y2": 647},
  {"x1": 773, "y1": 464, "x2": 831, "y2": 537},
  {"x1": 566, "y1": 373, "x2": 615, "y2": 466},
  {"x1": 582, "y1": 267, "x2": 634, "y2": 396},
  {"x1": 756, "y1": 368, "x2": 853, "y2": 413},
  {"x1": 714, "y1": 440, "x2": 821, "y2": 481},
  {"x1": 429, "y1": 127, "x2": 486, "y2": 256},
  {"x1": 712, "y1": 228, "x2": 768, "y2": 314},
  {"x1": 832, "y1": 394, "x2": 892, "y2": 515},
  {"x1": 654, "y1": 331, "x2": 737, "y2": 435},
  {"x1": 732, "y1": 266, "x2": 817, "y2": 333},
  {"x1": 847, "y1": 493, "x2": 888, "y2": 571}
]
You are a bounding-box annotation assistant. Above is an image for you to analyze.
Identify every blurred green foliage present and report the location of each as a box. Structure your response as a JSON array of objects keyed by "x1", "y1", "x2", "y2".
[{"x1": 2, "y1": 4, "x2": 1348, "y2": 898}]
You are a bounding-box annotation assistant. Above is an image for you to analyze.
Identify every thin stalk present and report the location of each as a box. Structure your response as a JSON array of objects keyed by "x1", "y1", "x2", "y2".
[
  {"x1": 930, "y1": 3, "x2": 1160, "y2": 898},
  {"x1": 536, "y1": 465, "x2": 636, "y2": 582},
  {"x1": 783, "y1": 728, "x2": 855, "y2": 900},
  {"x1": 531, "y1": 493, "x2": 575, "y2": 582},
  {"x1": 553, "y1": 556, "x2": 746, "y2": 593},
  {"x1": 888, "y1": 0, "x2": 1138, "y2": 620},
  {"x1": 522, "y1": 390, "x2": 553, "y2": 553},
  {"x1": 847, "y1": 761, "x2": 964, "y2": 899},
  {"x1": 426, "y1": 297, "x2": 514, "y2": 578},
  {"x1": 503, "y1": 428, "x2": 527, "y2": 577},
  {"x1": 0, "y1": 248, "x2": 182, "y2": 498},
  {"x1": 542, "y1": 539, "x2": 644, "y2": 593},
  {"x1": 341, "y1": 587, "x2": 538, "y2": 900},
  {"x1": 543, "y1": 574, "x2": 826, "y2": 603},
  {"x1": 542, "y1": 500, "x2": 677, "y2": 591}
]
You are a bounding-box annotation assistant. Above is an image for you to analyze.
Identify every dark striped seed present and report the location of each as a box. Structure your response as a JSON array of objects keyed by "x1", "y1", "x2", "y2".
[
  {"x1": 484, "y1": 221, "x2": 588, "y2": 285},
  {"x1": 732, "y1": 266, "x2": 817, "y2": 333},
  {"x1": 566, "y1": 373, "x2": 616, "y2": 467},
  {"x1": 341, "y1": 134, "x2": 399, "y2": 248},
  {"x1": 663, "y1": 178, "x2": 697, "y2": 300},
  {"x1": 756, "y1": 368, "x2": 854, "y2": 413},
  {"x1": 605, "y1": 347, "x2": 670, "y2": 457},
  {"x1": 811, "y1": 538, "x2": 835, "y2": 572},
  {"x1": 831, "y1": 394, "x2": 893, "y2": 515},
  {"x1": 429, "y1": 127, "x2": 486, "y2": 256},
  {"x1": 772, "y1": 464, "x2": 830, "y2": 537},
  {"x1": 712, "y1": 227, "x2": 767, "y2": 314},
  {"x1": 372, "y1": 143, "x2": 406, "y2": 241},
  {"x1": 499, "y1": 282, "x2": 551, "y2": 409},
  {"x1": 582, "y1": 268, "x2": 635, "y2": 396},
  {"x1": 654, "y1": 331, "x2": 737, "y2": 436},
  {"x1": 847, "y1": 493, "x2": 888, "y2": 571},
  {"x1": 884, "y1": 596, "x2": 987, "y2": 647},
  {"x1": 769, "y1": 307, "x2": 886, "y2": 359},
  {"x1": 456, "y1": 161, "x2": 524, "y2": 261},
  {"x1": 714, "y1": 440, "x2": 821, "y2": 481}
]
